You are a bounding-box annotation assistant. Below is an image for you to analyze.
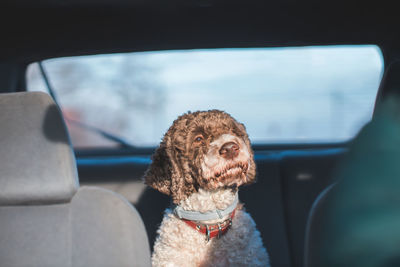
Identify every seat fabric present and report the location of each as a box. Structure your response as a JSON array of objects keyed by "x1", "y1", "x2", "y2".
[
  {"x1": 0, "y1": 92, "x2": 151, "y2": 267},
  {"x1": 304, "y1": 95, "x2": 400, "y2": 267}
]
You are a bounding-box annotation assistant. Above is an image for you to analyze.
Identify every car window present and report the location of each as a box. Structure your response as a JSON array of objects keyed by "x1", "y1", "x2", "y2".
[{"x1": 26, "y1": 45, "x2": 383, "y2": 148}]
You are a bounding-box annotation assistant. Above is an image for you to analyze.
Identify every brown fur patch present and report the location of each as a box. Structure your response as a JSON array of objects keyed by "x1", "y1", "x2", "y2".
[{"x1": 144, "y1": 110, "x2": 256, "y2": 204}]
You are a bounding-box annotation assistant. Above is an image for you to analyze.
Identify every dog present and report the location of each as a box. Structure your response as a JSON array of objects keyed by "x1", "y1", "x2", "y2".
[{"x1": 144, "y1": 110, "x2": 270, "y2": 267}]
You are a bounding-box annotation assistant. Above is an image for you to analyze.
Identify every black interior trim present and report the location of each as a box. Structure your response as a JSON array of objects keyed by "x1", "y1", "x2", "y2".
[{"x1": 0, "y1": 2, "x2": 396, "y2": 62}]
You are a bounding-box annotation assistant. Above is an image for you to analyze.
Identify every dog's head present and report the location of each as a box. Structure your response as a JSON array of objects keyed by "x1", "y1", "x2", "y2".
[{"x1": 144, "y1": 110, "x2": 256, "y2": 204}]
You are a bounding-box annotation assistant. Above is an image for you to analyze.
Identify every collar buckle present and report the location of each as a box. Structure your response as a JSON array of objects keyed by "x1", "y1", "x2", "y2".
[{"x1": 205, "y1": 225, "x2": 210, "y2": 242}]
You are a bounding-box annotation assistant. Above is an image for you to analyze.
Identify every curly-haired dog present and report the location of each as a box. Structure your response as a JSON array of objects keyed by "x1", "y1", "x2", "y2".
[{"x1": 144, "y1": 110, "x2": 270, "y2": 267}]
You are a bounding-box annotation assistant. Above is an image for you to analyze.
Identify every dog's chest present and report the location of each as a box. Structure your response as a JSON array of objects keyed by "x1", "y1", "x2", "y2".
[
  {"x1": 153, "y1": 208, "x2": 267, "y2": 267},
  {"x1": 151, "y1": 190, "x2": 270, "y2": 267}
]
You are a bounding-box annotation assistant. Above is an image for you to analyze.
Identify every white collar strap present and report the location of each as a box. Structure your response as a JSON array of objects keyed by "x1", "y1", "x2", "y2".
[{"x1": 173, "y1": 192, "x2": 239, "y2": 221}]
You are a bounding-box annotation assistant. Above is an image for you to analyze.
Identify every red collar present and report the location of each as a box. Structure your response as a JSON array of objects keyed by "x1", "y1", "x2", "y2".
[{"x1": 181, "y1": 208, "x2": 236, "y2": 241}]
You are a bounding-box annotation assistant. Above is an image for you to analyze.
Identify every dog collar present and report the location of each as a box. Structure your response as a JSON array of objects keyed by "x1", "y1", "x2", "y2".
[
  {"x1": 182, "y1": 208, "x2": 236, "y2": 241},
  {"x1": 173, "y1": 192, "x2": 239, "y2": 221}
]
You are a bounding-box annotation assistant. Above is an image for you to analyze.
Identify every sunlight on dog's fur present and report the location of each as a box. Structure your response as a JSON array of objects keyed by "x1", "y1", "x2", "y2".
[{"x1": 144, "y1": 110, "x2": 270, "y2": 267}]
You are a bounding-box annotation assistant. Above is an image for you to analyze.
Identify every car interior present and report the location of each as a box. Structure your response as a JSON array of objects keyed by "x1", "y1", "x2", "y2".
[{"x1": 1, "y1": 1, "x2": 400, "y2": 266}]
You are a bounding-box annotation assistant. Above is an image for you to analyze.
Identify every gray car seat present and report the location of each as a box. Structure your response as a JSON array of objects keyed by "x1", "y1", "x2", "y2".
[{"x1": 0, "y1": 92, "x2": 151, "y2": 267}]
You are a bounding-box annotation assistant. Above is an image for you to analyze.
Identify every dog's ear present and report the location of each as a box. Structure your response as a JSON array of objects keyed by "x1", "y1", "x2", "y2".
[
  {"x1": 245, "y1": 150, "x2": 257, "y2": 185},
  {"x1": 144, "y1": 134, "x2": 195, "y2": 204},
  {"x1": 236, "y1": 121, "x2": 257, "y2": 185},
  {"x1": 144, "y1": 140, "x2": 173, "y2": 196}
]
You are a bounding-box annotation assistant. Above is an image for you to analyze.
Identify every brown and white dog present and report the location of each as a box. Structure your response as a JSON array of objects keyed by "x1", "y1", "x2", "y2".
[{"x1": 144, "y1": 110, "x2": 270, "y2": 267}]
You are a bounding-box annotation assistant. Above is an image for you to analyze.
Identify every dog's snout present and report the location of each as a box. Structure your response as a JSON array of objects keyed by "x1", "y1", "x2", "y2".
[{"x1": 219, "y1": 142, "x2": 239, "y2": 159}]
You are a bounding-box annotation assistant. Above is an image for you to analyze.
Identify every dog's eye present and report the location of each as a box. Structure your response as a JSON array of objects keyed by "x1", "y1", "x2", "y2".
[{"x1": 194, "y1": 135, "x2": 204, "y2": 143}]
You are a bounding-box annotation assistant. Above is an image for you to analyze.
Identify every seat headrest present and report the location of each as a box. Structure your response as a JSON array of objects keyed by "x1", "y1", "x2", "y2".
[{"x1": 0, "y1": 92, "x2": 79, "y2": 205}]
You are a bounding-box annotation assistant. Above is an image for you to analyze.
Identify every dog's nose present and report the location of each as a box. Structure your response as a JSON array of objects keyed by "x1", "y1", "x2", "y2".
[{"x1": 219, "y1": 142, "x2": 239, "y2": 159}]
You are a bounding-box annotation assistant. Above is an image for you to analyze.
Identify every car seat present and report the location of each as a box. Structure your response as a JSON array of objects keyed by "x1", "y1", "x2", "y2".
[
  {"x1": 0, "y1": 92, "x2": 151, "y2": 267},
  {"x1": 303, "y1": 61, "x2": 400, "y2": 267}
]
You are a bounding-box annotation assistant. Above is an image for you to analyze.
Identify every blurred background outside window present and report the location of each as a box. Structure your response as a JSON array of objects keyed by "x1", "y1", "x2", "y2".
[{"x1": 26, "y1": 46, "x2": 383, "y2": 148}]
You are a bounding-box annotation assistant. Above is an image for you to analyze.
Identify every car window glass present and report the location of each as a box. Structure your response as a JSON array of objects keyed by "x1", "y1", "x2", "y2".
[{"x1": 26, "y1": 46, "x2": 383, "y2": 148}]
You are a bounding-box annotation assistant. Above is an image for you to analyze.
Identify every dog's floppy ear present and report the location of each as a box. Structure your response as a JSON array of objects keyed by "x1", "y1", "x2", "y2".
[
  {"x1": 245, "y1": 148, "x2": 257, "y2": 185},
  {"x1": 236, "y1": 121, "x2": 257, "y2": 185},
  {"x1": 144, "y1": 140, "x2": 173, "y2": 196},
  {"x1": 144, "y1": 133, "x2": 195, "y2": 204}
]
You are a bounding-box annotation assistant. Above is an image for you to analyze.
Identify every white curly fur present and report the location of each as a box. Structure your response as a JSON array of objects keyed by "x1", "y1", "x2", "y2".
[{"x1": 152, "y1": 189, "x2": 270, "y2": 267}]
